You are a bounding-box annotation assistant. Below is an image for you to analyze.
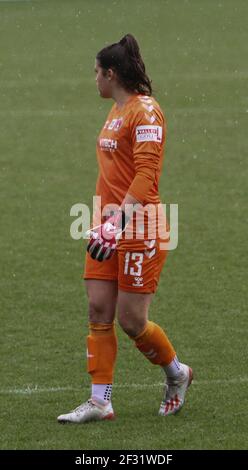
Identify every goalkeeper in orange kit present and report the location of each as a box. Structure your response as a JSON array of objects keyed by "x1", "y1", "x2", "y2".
[{"x1": 57, "y1": 34, "x2": 193, "y2": 424}]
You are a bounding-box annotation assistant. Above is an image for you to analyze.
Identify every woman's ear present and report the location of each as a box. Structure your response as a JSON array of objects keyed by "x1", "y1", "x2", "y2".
[{"x1": 107, "y1": 68, "x2": 115, "y2": 81}]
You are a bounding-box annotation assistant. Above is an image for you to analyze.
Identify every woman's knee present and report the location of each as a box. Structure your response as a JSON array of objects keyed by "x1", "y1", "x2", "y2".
[
  {"x1": 118, "y1": 310, "x2": 146, "y2": 337},
  {"x1": 117, "y1": 290, "x2": 152, "y2": 337},
  {"x1": 85, "y1": 280, "x2": 118, "y2": 323},
  {"x1": 88, "y1": 296, "x2": 117, "y2": 323}
]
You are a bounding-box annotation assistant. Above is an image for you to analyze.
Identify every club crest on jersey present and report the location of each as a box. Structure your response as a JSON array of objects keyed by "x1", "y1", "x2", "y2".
[
  {"x1": 105, "y1": 118, "x2": 123, "y2": 131},
  {"x1": 136, "y1": 125, "x2": 162, "y2": 143}
]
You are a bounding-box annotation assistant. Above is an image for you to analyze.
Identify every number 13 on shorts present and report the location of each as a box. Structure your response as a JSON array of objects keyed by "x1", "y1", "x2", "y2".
[{"x1": 124, "y1": 252, "x2": 144, "y2": 276}]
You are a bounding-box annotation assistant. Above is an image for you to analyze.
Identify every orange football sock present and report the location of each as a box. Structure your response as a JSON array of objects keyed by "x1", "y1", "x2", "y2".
[
  {"x1": 131, "y1": 321, "x2": 176, "y2": 366},
  {"x1": 87, "y1": 322, "x2": 117, "y2": 384}
]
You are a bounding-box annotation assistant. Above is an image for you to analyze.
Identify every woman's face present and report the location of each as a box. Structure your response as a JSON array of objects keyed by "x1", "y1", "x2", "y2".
[{"x1": 94, "y1": 60, "x2": 113, "y2": 98}]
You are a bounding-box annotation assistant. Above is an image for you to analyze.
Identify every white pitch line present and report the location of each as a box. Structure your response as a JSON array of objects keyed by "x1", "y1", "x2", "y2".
[
  {"x1": 0, "y1": 377, "x2": 248, "y2": 395},
  {"x1": 0, "y1": 386, "x2": 80, "y2": 395}
]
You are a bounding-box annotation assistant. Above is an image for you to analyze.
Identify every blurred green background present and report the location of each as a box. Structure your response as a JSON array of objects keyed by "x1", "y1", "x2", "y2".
[{"x1": 0, "y1": 0, "x2": 247, "y2": 449}]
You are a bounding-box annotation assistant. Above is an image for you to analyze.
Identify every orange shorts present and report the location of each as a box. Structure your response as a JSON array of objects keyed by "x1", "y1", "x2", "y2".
[{"x1": 83, "y1": 239, "x2": 167, "y2": 294}]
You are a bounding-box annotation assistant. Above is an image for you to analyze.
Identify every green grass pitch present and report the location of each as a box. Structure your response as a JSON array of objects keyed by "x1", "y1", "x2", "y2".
[{"x1": 0, "y1": 0, "x2": 247, "y2": 449}]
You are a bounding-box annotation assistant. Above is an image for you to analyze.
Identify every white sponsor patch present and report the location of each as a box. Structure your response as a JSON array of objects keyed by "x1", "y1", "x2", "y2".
[{"x1": 136, "y1": 125, "x2": 162, "y2": 143}]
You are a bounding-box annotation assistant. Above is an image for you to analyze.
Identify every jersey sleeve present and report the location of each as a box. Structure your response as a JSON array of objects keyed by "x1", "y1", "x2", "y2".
[{"x1": 128, "y1": 107, "x2": 165, "y2": 204}]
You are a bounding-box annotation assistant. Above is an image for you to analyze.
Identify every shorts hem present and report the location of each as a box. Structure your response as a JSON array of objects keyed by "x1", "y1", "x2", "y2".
[
  {"x1": 83, "y1": 274, "x2": 118, "y2": 281},
  {"x1": 118, "y1": 284, "x2": 157, "y2": 294}
]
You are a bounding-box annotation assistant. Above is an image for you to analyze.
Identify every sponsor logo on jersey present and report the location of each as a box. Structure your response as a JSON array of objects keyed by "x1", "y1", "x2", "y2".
[
  {"x1": 136, "y1": 125, "x2": 162, "y2": 143},
  {"x1": 142, "y1": 103, "x2": 154, "y2": 113},
  {"x1": 143, "y1": 348, "x2": 157, "y2": 359},
  {"x1": 144, "y1": 239, "x2": 156, "y2": 249},
  {"x1": 132, "y1": 276, "x2": 144, "y2": 287},
  {"x1": 145, "y1": 113, "x2": 156, "y2": 123},
  {"x1": 103, "y1": 120, "x2": 110, "y2": 129},
  {"x1": 107, "y1": 118, "x2": 123, "y2": 131},
  {"x1": 139, "y1": 96, "x2": 153, "y2": 104},
  {"x1": 144, "y1": 248, "x2": 156, "y2": 259},
  {"x1": 86, "y1": 349, "x2": 94, "y2": 358},
  {"x1": 99, "y1": 138, "x2": 118, "y2": 151},
  {"x1": 103, "y1": 118, "x2": 123, "y2": 131}
]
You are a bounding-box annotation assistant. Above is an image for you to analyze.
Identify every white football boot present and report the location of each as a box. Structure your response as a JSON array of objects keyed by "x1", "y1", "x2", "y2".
[
  {"x1": 159, "y1": 363, "x2": 193, "y2": 416},
  {"x1": 57, "y1": 399, "x2": 115, "y2": 424}
]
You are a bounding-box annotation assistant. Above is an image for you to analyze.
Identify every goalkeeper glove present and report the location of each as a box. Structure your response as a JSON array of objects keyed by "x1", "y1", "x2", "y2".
[{"x1": 86, "y1": 210, "x2": 129, "y2": 262}]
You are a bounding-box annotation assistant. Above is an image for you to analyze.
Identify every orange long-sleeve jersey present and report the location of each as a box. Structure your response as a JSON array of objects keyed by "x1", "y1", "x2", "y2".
[{"x1": 95, "y1": 94, "x2": 167, "y2": 239}]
